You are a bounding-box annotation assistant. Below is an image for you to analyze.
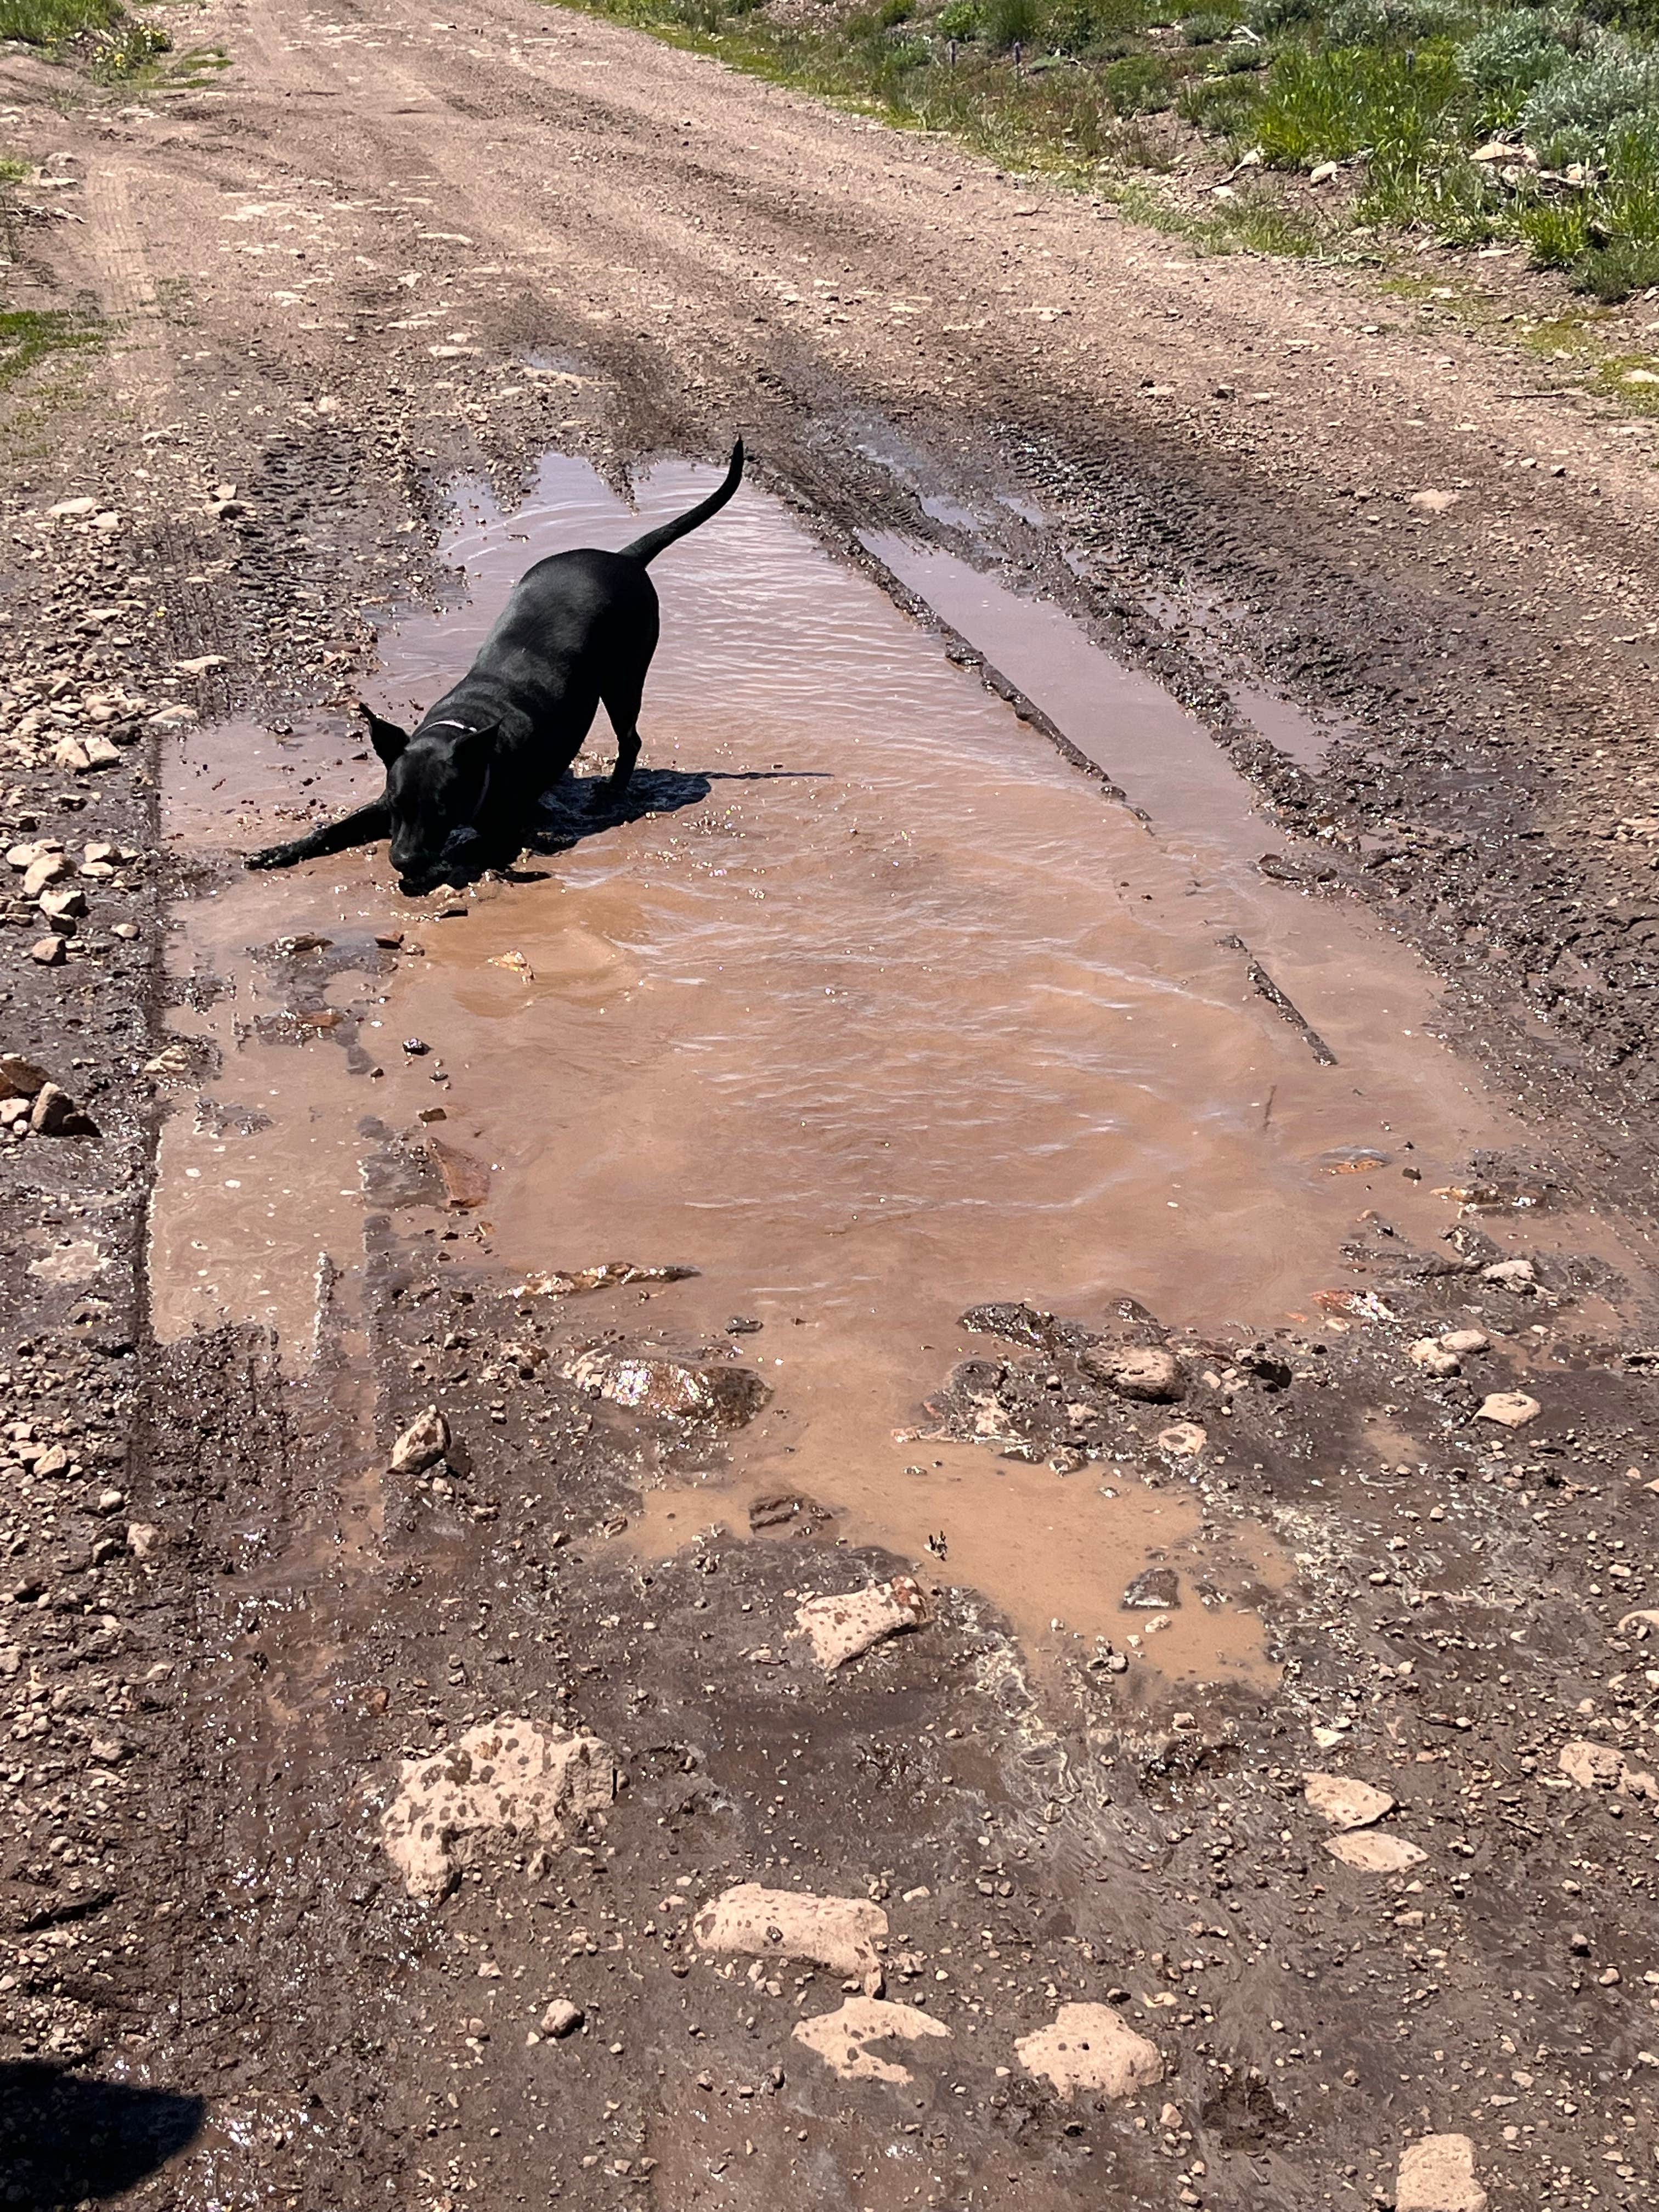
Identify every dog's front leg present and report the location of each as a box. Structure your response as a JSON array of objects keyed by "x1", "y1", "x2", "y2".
[{"x1": 246, "y1": 800, "x2": 390, "y2": 870}]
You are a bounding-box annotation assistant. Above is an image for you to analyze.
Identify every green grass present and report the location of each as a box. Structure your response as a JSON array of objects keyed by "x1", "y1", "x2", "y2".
[
  {"x1": 553, "y1": 0, "x2": 1659, "y2": 300},
  {"x1": 1583, "y1": 349, "x2": 1659, "y2": 407},
  {"x1": 0, "y1": 308, "x2": 102, "y2": 390},
  {"x1": 0, "y1": 0, "x2": 174, "y2": 76},
  {"x1": 0, "y1": 0, "x2": 120, "y2": 38}
]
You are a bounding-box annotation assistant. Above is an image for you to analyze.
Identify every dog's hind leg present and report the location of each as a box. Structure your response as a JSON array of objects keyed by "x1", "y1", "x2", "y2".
[
  {"x1": 246, "y1": 800, "x2": 390, "y2": 871},
  {"x1": 600, "y1": 672, "x2": 647, "y2": 794}
]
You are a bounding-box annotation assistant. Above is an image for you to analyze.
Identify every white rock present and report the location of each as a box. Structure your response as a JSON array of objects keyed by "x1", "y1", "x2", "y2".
[
  {"x1": 1303, "y1": 1772, "x2": 1395, "y2": 1831},
  {"x1": 1324, "y1": 1831, "x2": 1426, "y2": 1874},
  {"x1": 390, "y1": 1404, "x2": 449, "y2": 1474},
  {"x1": 1015, "y1": 2003, "x2": 1162, "y2": 2100},
  {"x1": 1409, "y1": 1338, "x2": 1460, "y2": 1377},
  {"x1": 126, "y1": 1522, "x2": 161, "y2": 1560},
  {"x1": 1476, "y1": 1391, "x2": 1540, "y2": 1429},
  {"x1": 146, "y1": 704, "x2": 199, "y2": 731},
  {"x1": 565, "y1": 1346, "x2": 769, "y2": 1427},
  {"x1": 792, "y1": 1996, "x2": 951, "y2": 2083},
  {"x1": 1481, "y1": 1258, "x2": 1535, "y2": 1292},
  {"x1": 48, "y1": 496, "x2": 97, "y2": 517},
  {"x1": 540, "y1": 1998, "x2": 583, "y2": 2039},
  {"x1": 173, "y1": 655, "x2": 227, "y2": 675},
  {"x1": 1559, "y1": 1739, "x2": 1658, "y2": 1799},
  {"x1": 381, "y1": 1718, "x2": 615, "y2": 1901},
  {"x1": 792, "y1": 1578, "x2": 928, "y2": 1672},
  {"x1": 1081, "y1": 1343, "x2": 1186, "y2": 1402},
  {"x1": 22, "y1": 851, "x2": 68, "y2": 897},
  {"x1": 1439, "y1": 1329, "x2": 1488, "y2": 1354},
  {"x1": 1616, "y1": 1609, "x2": 1659, "y2": 1636},
  {"x1": 1396, "y1": 2132, "x2": 1487, "y2": 2212},
  {"x1": 52, "y1": 737, "x2": 91, "y2": 771},
  {"x1": 693, "y1": 1883, "x2": 887, "y2": 1995}
]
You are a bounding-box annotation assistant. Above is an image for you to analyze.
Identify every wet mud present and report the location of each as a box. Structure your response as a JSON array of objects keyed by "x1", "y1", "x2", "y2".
[{"x1": 153, "y1": 454, "x2": 1642, "y2": 1680}]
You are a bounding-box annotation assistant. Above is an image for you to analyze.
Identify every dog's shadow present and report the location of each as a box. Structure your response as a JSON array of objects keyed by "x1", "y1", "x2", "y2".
[
  {"x1": 0, "y1": 2061, "x2": 206, "y2": 2205},
  {"x1": 450, "y1": 764, "x2": 826, "y2": 881}
]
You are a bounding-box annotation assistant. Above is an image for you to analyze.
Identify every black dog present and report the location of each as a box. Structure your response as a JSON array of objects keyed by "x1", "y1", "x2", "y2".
[{"x1": 247, "y1": 441, "x2": 745, "y2": 887}]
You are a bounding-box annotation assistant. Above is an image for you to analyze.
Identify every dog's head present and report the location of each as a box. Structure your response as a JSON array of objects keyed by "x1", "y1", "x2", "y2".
[{"x1": 364, "y1": 707, "x2": 496, "y2": 888}]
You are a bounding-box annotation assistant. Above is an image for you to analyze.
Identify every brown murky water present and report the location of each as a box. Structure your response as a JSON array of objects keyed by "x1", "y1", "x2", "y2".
[{"x1": 155, "y1": 454, "x2": 1587, "y2": 1675}]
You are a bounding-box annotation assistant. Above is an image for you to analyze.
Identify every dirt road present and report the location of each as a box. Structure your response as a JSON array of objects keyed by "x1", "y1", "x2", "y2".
[{"x1": 2, "y1": 2, "x2": 1658, "y2": 2206}]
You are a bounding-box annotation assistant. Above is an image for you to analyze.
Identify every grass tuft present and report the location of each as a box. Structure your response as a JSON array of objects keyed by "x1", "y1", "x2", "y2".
[{"x1": 0, "y1": 308, "x2": 101, "y2": 391}]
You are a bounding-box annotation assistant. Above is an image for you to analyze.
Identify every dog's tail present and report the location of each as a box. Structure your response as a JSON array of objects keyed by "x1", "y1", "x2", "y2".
[{"x1": 619, "y1": 439, "x2": 744, "y2": 567}]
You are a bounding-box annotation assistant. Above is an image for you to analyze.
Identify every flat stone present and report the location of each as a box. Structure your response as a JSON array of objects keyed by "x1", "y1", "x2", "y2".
[
  {"x1": 565, "y1": 1347, "x2": 770, "y2": 1428},
  {"x1": 1560, "y1": 1739, "x2": 1624, "y2": 1790},
  {"x1": 1080, "y1": 1344, "x2": 1186, "y2": 1403},
  {"x1": 391, "y1": 1405, "x2": 449, "y2": 1476},
  {"x1": 792, "y1": 1997, "x2": 951, "y2": 2084},
  {"x1": 694, "y1": 1883, "x2": 887, "y2": 1995},
  {"x1": 1559, "y1": 1739, "x2": 1658, "y2": 1798},
  {"x1": 1015, "y1": 2003, "x2": 1162, "y2": 2100},
  {"x1": 1323, "y1": 1831, "x2": 1426, "y2": 1874},
  {"x1": 0, "y1": 1056, "x2": 50, "y2": 1098},
  {"x1": 1304, "y1": 1772, "x2": 1395, "y2": 1830},
  {"x1": 792, "y1": 1578, "x2": 928, "y2": 1671},
  {"x1": 515, "y1": 1261, "x2": 697, "y2": 1297},
  {"x1": 1476, "y1": 1391, "x2": 1540, "y2": 1429},
  {"x1": 428, "y1": 1137, "x2": 491, "y2": 1210},
  {"x1": 1396, "y1": 2132, "x2": 1487, "y2": 2212},
  {"x1": 1616, "y1": 1609, "x2": 1659, "y2": 1636},
  {"x1": 1121, "y1": 1565, "x2": 1180, "y2": 1611},
  {"x1": 30, "y1": 936, "x2": 65, "y2": 967},
  {"x1": 1438, "y1": 1329, "x2": 1488, "y2": 1354},
  {"x1": 747, "y1": 1490, "x2": 832, "y2": 1533},
  {"x1": 381, "y1": 1718, "x2": 615, "y2": 1902},
  {"x1": 1156, "y1": 1421, "x2": 1206, "y2": 1457},
  {"x1": 1481, "y1": 1258, "x2": 1535, "y2": 1291}
]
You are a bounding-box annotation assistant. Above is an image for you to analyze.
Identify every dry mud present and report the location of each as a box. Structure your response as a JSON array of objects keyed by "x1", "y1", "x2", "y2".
[{"x1": 1, "y1": 3, "x2": 1658, "y2": 2209}]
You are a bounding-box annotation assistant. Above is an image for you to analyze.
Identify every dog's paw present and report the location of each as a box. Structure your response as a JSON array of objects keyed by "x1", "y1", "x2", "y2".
[{"x1": 246, "y1": 843, "x2": 300, "y2": 871}]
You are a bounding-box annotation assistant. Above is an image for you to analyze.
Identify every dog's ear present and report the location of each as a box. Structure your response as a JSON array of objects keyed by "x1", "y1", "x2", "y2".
[{"x1": 360, "y1": 704, "x2": 411, "y2": 766}]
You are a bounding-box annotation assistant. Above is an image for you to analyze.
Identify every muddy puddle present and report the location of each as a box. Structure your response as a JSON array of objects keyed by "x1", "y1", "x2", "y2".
[{"x1": 154, "y1": 451, "x2": 1603, "y2": 1677}]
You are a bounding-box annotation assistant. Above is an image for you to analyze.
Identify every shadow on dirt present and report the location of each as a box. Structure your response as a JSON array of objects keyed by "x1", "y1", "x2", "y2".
[{"x1": 0, "y1": 2061, "x2": 205, "y2": 2204}]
